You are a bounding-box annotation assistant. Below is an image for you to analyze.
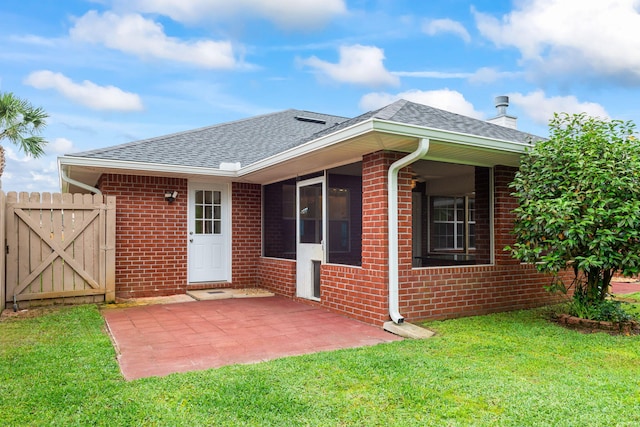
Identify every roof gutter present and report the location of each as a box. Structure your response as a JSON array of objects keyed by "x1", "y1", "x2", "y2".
[
  {"x1": 59, "y1": 155, "x2": 237, "y2": 178},
  {"x1": 388, "y1": 137, "x2": 430, "y2": 324}
]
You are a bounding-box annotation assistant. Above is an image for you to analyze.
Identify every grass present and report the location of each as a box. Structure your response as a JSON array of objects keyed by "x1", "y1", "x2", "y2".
[
  {"x1": 1, "y1": 304, "x2": 640, "y2": 426},
  {"x1": 619, "y1": 292, "x2": 640, "y2": 302}
]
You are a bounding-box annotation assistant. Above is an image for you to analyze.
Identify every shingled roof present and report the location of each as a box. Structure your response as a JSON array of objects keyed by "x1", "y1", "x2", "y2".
[
  {"x1": 68, "y1": 100, "x2": 542, "y2": 169},
  {"x1": 302, "y1": 99, "x2": 539, "y2": 145},
  {"x1": 71, "y1": 109, "x2": 348, "y2": 168}
]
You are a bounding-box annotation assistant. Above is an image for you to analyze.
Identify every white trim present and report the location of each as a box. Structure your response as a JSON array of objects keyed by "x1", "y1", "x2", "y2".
[
  {"x1": 60, "y1": 156, "x2": 236, "y2": 177},
  {"x1": 296, "y1": 176, "x2": 326, "y2": 300},
  {"x1": 371, "y1": 120, "x2": 535, "y2": 152}
]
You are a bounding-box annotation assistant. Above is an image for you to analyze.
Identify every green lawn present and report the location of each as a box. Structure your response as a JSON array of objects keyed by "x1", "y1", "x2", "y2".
[{"x1": 1, "y1": 304, "x2": 639, "y2": 426}]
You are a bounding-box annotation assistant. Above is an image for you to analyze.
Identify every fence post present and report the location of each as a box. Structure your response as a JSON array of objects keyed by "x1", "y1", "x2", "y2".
[
  {"x1": 104, "y1": 196, "x2": 116, "y2": 302},
  {"x1": 0, "y1": 191, "x2": 5, "y2": 312}
]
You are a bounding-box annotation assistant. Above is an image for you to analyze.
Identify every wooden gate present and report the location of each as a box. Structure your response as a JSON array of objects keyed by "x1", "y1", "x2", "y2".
[{"x1": 4, "y1": 192, "x2": 115, "y2": 309}]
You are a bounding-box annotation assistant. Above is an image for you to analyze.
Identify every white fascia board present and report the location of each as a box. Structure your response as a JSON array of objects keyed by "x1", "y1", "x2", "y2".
[
  {"x1": 58, "y1": 155, "x2": 237, "y2": 178},
  {"x1": 237, "y1": 119, "x2": 376, "y2": 176},
  {"x1": 371, "y1": 120, "x2": 536, "y2": 154},
  {"x1": 238, "y1": 118, "x2": 533, "y2": 177}
]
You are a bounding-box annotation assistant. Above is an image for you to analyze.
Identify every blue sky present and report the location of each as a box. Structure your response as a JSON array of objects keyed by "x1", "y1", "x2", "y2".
[{"x1": 1, "y1": 0, "x2": 639, "y2": 192}]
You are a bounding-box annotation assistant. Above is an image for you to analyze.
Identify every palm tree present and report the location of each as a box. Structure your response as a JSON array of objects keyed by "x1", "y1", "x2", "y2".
[{"x1": 0, "y1": 92, "x2": 48, "y2": 179}]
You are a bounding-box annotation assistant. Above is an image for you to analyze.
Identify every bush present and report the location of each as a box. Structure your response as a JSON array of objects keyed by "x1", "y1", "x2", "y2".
[{"x1": 568, "y1": 293, "x2": 633, "y2": 323}]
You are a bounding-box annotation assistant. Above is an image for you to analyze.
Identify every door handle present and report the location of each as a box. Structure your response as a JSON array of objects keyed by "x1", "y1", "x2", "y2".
[{"x1": 189, "y1": 239, "x2": 194, "y2": 243}]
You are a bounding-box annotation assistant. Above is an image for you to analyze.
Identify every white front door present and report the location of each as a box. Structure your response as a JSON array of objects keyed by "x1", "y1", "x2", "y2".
[
  {"x1": 188, "y1": 183, "x2": 230, "y2": 282},
  {"x1": 296, "y1": 177, "x2": 325, "y2": 300}
]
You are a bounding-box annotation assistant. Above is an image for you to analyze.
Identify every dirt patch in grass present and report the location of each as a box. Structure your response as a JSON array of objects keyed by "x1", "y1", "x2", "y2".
[{"x1": 0, "y1": 306, "x2": 66, "y2": 322}]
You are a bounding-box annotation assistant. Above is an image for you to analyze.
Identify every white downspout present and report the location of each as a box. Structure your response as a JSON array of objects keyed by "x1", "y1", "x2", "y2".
[
  {"x1": 60, "y1": 167, "x2": 102, "y2": 195},
  {"x1": 388, "y1": 138, "x2": 430, "y2": 324}
]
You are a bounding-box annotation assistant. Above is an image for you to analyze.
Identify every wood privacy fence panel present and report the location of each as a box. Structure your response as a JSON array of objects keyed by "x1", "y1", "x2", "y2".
[
  {"x1": 4, "y1": 192, "x2": 115, "y2": 308},
  {"x1": 0, "y1": 191, "x2": 5, "y2": 309}
]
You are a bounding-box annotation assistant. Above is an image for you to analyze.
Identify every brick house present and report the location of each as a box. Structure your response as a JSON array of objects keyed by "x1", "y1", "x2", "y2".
[{"x1": 59, "y1": 99, "x2": 560, "y2": 326}]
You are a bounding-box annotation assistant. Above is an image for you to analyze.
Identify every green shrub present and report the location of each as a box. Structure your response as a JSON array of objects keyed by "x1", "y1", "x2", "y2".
[{"x1": 568, "y1": 295, "x2": 633, "y2": 323}]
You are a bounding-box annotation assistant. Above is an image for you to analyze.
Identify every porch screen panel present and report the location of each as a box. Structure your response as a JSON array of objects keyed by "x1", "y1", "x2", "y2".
[
  {"x1": 263, "y1": 179, "x2": 296, "y2": 259},
  {"x1": 327, "y1": 167, "x2": 362, "y2": 266},
  {"x1": 412, "y1": 160, "x2": 491, "y2": 267}
]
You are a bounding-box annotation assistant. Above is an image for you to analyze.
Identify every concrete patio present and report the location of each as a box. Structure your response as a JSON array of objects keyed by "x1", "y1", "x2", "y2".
[{"x1": 102, "y1": 295, "x2": 402, "y2": 380}]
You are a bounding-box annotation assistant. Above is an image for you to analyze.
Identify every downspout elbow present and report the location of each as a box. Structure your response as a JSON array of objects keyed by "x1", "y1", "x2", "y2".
[
  {"x1": 59, "y1": 164, "x2": 102, "y2": 195},
  {"x1": 388, "y1": 138, "x2": 430, "y2": 324}
]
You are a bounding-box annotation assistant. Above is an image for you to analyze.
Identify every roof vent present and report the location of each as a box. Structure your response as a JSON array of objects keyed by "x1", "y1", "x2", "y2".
[
  {"x1": 294, "y1": 115, "x2": 326, "y2": 124},
  {"x1": 494, "y1": 95, "x2": 509, "y2": 115},
  {"x1": 487, "y1": 95, "x2": 517, "y2": 129}
]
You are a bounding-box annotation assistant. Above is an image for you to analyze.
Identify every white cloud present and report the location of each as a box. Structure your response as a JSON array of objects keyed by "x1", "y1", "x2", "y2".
[
  {"x1": 359, "y1": 88, "x2": 484, "y2": 118},
  {"x1": 70, "y1": 11, "x2": 239, "y2": 69},
  {"x1": 423, "y1": 18, "x2": 471, "y2": 43},
  {"x1": 468, "y1": 67, "x2": 522, "y2": 84},
  {"x1": 9, "y1": 34, "x2": 57, "y2": 47},
  {"x1": 393, "y1": 67, "x2": 521, "y2": 84},
  {"x1": 1, "y1": 146, "x2": 60, "y2": 193},
  {"x1": 49, "y1": 138, "x2": 74, "y2": 154},
  {"x1": 112, "y1": 0, "x2": 347, "y2": 30},
  {"x1": 24, "y1": 70, "x2": 144, "y2": 112},
  {"x1": 302, "y1": 45, "x2": 399, "y2": 87},
  {"x1": 393, "y1": 70, "x2": 473, "y2": 79},
  {"x1": 509, "y1": 90, "x2": 609, "y2": 125},
  {"x1": 473, "y1": 0, "x2": 640, "y2": 82}
]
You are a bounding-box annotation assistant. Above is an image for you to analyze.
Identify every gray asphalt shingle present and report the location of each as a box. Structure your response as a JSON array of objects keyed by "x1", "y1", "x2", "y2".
[
  {"x1": 68, "y1": 100, "x2": 542, "y2": 168},
  {"x1": 71, "y1": 109, "x2": 347, "y2": 168}
]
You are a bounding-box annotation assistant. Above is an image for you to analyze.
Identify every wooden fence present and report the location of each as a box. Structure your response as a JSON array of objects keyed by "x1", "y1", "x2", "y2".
[{"x1": 3, "y1": 192, "x2": 115, "y2": 309}]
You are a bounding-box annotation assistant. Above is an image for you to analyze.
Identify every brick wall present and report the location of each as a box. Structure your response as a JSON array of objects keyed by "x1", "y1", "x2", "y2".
[
  {"x1": 99, "y1": 175, "x2": 262, "y2": 298},
  {"x1": 258, "y1": 257, "x2": 296, "y2": 297},
  {"x1": 494, "y1": 166, "x2": 520, "y2": 265},
  {"x1": 401, "y1": 265, "x2": 568, "y2": 321},
  {"x1": 99, "y1": 174, "x2": 188, "y2": 298},
  {"x1": 231, "y1": 182, "x2": 262, "y2": 287}
]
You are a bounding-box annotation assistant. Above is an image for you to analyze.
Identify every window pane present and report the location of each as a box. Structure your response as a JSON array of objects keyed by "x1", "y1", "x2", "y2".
[
  {"x1": 204, "y1": 206, "x2": 213, "y2": 219},
  {"x1": 204, "y1": 191, "x2": 212, "y2": 204},
  {"x1": 213, "y1": 191, "x2": 221, "y2": 204},
  {"x1": 195, "y1": 220, "x2": 203, "y2": 234},
  {"x1": 213, "y1": 206, "x2": 221, "y2": 220},
  {"x1": 214, "y1": 220, "x2": 221, "y2": 234},
  {"x1": 195, "y1": 190, "x2": 203, "y2": 204},
  {"x1": 204, "y1": 220, "x2": 212, "y2": 234},
  {"x1": 299, "y1": 183, "x2": 323, "y2": 244}
]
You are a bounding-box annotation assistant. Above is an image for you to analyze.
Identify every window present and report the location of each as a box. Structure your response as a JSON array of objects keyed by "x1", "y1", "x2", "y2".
[
  {"x1": 194, "y1": 190, "x2": 221, "y2": 235},
  {"x1": 432, "y1": 196, "x2": 475, "y2": 250}
]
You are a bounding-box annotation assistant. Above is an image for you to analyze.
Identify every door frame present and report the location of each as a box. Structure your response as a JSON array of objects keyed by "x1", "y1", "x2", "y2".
[
  {"x1": 296, "y1": 176, "x2": 326, "y2": 300},
  {"x1": 187, "y1": 181, "x2": 232, "y2": 283}
]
